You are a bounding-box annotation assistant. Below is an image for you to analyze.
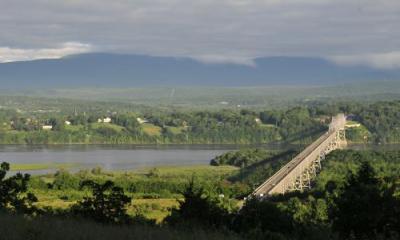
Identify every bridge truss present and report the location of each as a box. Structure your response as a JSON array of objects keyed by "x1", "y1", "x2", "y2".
[{"x1": 252, "y1": 114, "x2": 347, "y2": 197}]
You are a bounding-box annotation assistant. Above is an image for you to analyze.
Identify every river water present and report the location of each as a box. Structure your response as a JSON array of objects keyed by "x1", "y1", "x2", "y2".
[
  {"x1": 1, "y1": 144, "x2": 398, "y2": 175},
  {"x1": 0, "y1": 144, "x2": 292, "y2": 175}
]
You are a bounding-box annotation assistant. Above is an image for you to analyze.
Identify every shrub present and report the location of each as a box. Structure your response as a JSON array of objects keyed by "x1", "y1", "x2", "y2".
[
  {"x1": 71, "y1": 180, "x2": 132, "y2": 224},
  {"x1": 0, "y1": 162, "x2": 38, "y2": 214}
]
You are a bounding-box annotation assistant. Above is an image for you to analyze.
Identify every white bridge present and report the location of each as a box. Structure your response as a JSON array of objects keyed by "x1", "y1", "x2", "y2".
[{"x1": 253, "y1": 114, "x2": 347, "y2": 197}]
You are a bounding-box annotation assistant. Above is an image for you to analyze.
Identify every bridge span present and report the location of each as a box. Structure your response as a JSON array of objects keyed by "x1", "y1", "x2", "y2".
[{"x1": 253, "y1": 114, "x2": 347, "y2": 197}]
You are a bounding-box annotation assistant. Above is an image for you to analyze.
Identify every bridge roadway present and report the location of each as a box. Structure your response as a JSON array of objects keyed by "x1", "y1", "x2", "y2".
[{"x1": 252, "y1": 114, "x2": 346, "y2": 197}]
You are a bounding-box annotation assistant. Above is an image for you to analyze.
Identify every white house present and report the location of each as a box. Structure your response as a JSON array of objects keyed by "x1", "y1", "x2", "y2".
[
  {"x1": 65, "y1": 121, "x2": 71, "y2": 125},
  {"x1": 98, "y1": 117, "x2": 112, "y2": 123},
  {"x1": 345, "y1": 123, "x2": 361, "y2": 128},
  {"x1": 103, "y1": 117, "x2": 112, "y2": 123},
  {"x1": 136, "y1": 117, "x2": 149, "y2": 124},
  {"x1": 42, "y1": 125, "x2": 53, "y2": 130}
]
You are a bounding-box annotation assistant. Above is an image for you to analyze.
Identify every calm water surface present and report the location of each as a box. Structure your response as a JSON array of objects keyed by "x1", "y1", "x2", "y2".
[
  {"x1": 2, "y1": 144, "x2": 397, "y2": 175},
  {"x1": 0, "y1": 144, "x2": 289, "y2": 175}
]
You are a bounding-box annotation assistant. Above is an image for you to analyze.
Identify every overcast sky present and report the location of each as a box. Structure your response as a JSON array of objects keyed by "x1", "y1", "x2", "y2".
[{"x1": 0, "y1": 0, "x2": 399, "y2": 68}]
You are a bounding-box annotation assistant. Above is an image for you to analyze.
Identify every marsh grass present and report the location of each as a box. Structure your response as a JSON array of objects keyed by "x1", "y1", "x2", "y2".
[{"x1": 10, "y1": 163, "x2": 77, "y2": 171}]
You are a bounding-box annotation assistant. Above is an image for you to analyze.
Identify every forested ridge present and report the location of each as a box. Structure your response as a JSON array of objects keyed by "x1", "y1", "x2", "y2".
[
  {"x1": 1, "y1": 96, "x2": 400, "y2": 144},
  {"x1": 0, "y1": 105, "x2": 325, "y2": 144}
]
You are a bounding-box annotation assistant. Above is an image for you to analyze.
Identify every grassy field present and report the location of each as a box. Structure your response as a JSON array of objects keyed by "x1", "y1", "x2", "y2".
[
  {"x1": 345, "y1": 120, "x2": 362, "y2": 127},
  {"x1": 64, "y1": 124, "x2": 84, "y2": 132},
  {"x1": 91, "y1": 122, "x2": 125, "y2": 132},
  {"x1": 345, "y1": 121, "x2": 372, "y2": 143},
  {"x1": 131, "y1": 165, "x2": 238, "y2": 178},
  {"x1": 29, "y1": 165, "x2": 239, "y2": 222},
  {"x1": 32, "y1": 190, "x2": 179, "y2": 223},
  {"x1": 142, "y1": 123, "x2": 162, "y2": 136},
  {"x1": 129, "y1": 198, "x2": 179, "y2": 223},
  {"x1": 166, "y1": 126, "x2": 185, "y2": 134},
  {"x1": 10, "y1": 163, "x2": 78, "y2": 171}
]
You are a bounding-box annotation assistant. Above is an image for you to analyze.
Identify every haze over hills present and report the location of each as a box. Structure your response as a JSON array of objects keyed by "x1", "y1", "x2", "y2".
[{"x1": 0, "y1": 53, "x2": 399, "y2": 89}]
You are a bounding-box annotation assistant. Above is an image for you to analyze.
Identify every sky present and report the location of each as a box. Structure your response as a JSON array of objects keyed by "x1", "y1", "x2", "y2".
[{"x1": 0, "y1": 0, "x2": 399, "y2": 68}]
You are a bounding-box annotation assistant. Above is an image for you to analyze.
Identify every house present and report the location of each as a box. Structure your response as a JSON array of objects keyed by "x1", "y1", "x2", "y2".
[
  {"x1": 254, "y1": 118, "x2": 261, "y2": 124},
  {"x1": 103, "y1": 117, "x2": 112, "y2": 123},
  {"x1": 65, "y1": 121, "x2": 71, "y2": 125},
  {"x1": 136, "y1": 117, "x2": 149, "y2": 124},
  {"x1": 42, "y1": 125, "x2": 53, "y2": 130},
  {"x1": 98, "y1": 117, "x2": 112, "y2": 123},
  {"x1": 346, "y1": 122, "x2": 361, "y2": 128}
]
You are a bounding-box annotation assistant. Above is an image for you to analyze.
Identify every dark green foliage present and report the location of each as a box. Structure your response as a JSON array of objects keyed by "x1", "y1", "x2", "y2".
[
  {"x1": 233, "y1": 197, "x2": 293, "y2": 238},
  {"x1": 165, "y1": 180, "x2": 230, "y2": 229},
  {"x1": 212, "y1": 148, "x2": 276, "y2": 167},
  {"x1": 0, "y1": 162, "x2": 37, "y2": 214},
  {"x1": 355, "y1": 101, "x2": 400, "y2": 143},
  {"x1": 95, "y1": 126, "x2": 119, "y2": 137},
  {"x1": 72, "y1": 180, "x2": 132, "y2": 224},
  {"x1": 227, "y1": 149, "x2": 298, "y2": 191},
  {"x1": 52, "y1": 169, "x2": 80, "y2": 190},
  {"x1": 329, "y1": 162, "x2": 400, "y2": 240},
  {"x1": 48, "y1": 118, "x2": 65, "y2": 131},
  {"x1": 0, "y1": 212, "x2": 242, "y2": 240}
]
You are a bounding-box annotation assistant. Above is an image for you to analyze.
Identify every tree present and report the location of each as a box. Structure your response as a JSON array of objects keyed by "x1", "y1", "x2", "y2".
[
  {"x1": 0, "y1": 162, "x2": 37, "y2": 214},
  {"x1": 329, "y1": 162, "x2": 400, "y2": 239},
  {"x1": 233, "y1": 197, "x2": 293, "y2": 237},
  {"x1": 165, "y1": 179, "x2": 230, "y2": 229},
  {"x1": 48, "y1": 118, "x2": 65, "y2": 131},
  {"x1": 72, "y1": 180, "x2": 132, "y2": 224}
]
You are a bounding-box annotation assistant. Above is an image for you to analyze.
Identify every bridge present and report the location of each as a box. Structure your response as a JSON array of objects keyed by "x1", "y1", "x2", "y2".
[{"x1": 252, "y1": 114, "x2": 347, "y2": 197}]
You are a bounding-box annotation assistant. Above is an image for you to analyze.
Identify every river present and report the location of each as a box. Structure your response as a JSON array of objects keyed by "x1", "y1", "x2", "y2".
[
  {"x1": 0, "y1": 144, "x2": 291, "y2": 175},
  {"x1": 1, "y1": 144, "x2": 398, "y2": 175}
]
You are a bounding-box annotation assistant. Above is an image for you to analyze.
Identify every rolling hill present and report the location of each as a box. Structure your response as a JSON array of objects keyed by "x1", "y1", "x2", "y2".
[{"x1": 0, "y1": 53, "x2": 399, "y2": 89}]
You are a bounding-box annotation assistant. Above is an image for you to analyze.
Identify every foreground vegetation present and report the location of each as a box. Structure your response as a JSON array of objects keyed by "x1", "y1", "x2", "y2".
[
  {"x1": 2, "y1": 148, "x2": 400, "y2": 239},
  {"x1": 0, "y1": 214, "x2": 240, "y2": 240}
]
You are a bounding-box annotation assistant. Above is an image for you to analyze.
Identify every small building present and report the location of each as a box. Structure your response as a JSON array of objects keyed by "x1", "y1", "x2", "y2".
[
  {"x1": 42, "y1": 125, "x2": 53, "y2": 130},
  {"x1": 346, "y1": 122, "x2": 361, "y2": 128},
  {"x1": 98, "y1": 117, "x2": 112, "y2": 123},
  {"x1": 136, "y1": 117, "x2": 149, "y2": 124},
  {"x1": 254, "y1": 118, "x2": 261, "y2": 124},
  {"x1": 103, "y1": 117, "x2": 112, "y2": 123},
  {"x1": 65, "y1": 121, "x2": 71, "y2": 125}
]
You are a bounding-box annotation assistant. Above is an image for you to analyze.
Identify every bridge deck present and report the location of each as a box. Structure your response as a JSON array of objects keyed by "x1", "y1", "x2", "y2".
[{"x1": 253, "y1": 114, "x2": 346, "y2": 196}]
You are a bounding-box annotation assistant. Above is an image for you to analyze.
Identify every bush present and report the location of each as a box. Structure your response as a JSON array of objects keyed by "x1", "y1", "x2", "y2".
[
  {"x1": 72, "y1": 180, "x2": 132, "y2": 224},
  {"x1": 0, "y1": 162, "x2": 38, "y2": 214},
  {"x1": 165, "y1": 180, "x2": 230, "y2": 229}
]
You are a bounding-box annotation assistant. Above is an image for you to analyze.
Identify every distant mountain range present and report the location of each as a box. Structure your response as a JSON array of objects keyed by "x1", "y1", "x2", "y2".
[{"x1": 0, "y1": 53, "x2": 399, "y2": 89}]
